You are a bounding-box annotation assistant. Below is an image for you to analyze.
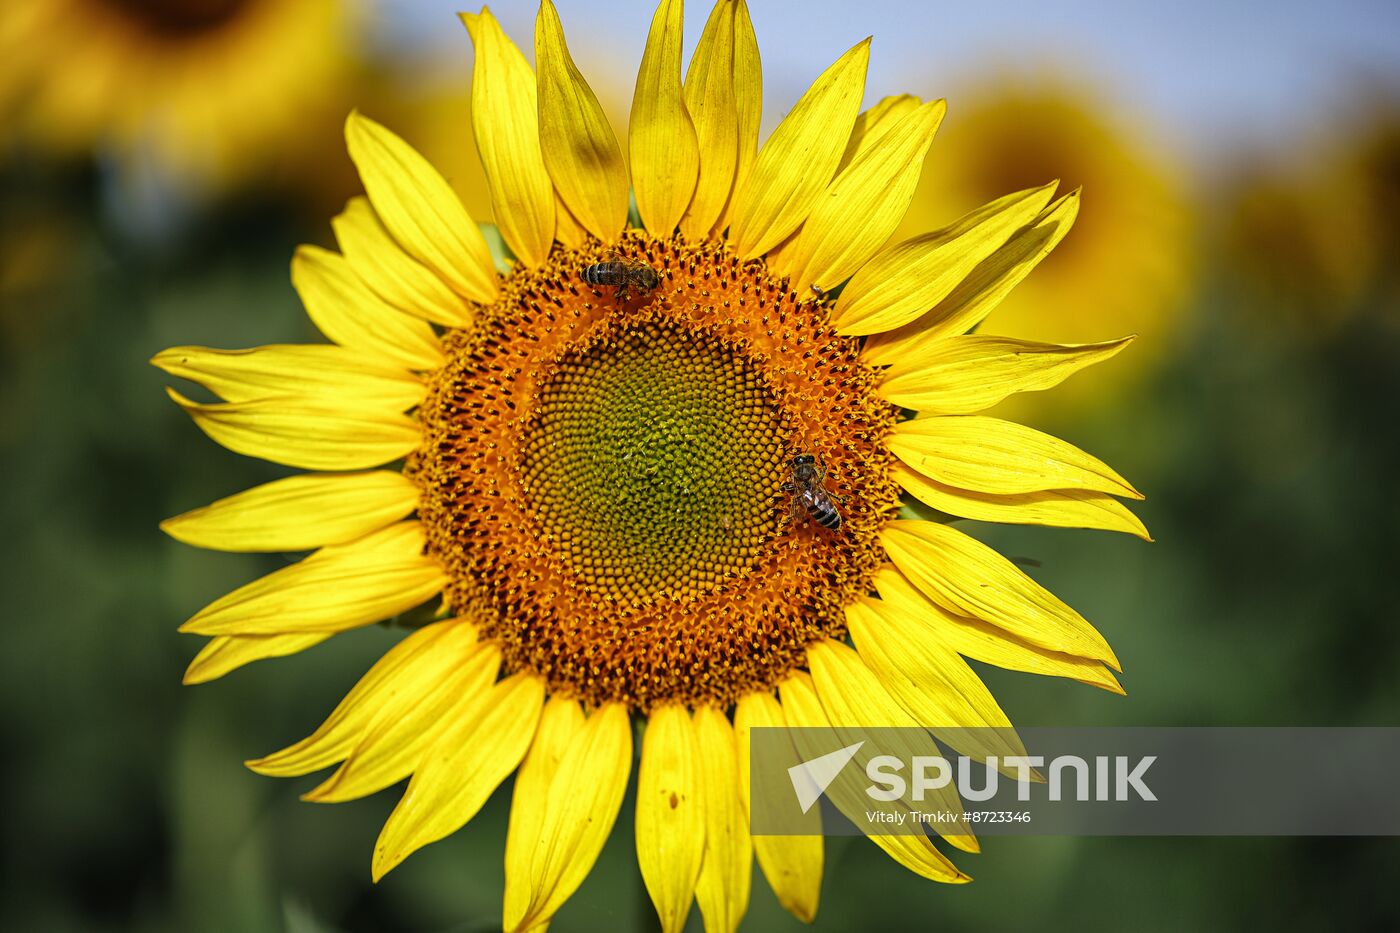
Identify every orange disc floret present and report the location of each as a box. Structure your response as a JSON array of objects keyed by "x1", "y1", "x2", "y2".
[{"x1": 413, "y1": 232, "x2": 900, "y2": 710}]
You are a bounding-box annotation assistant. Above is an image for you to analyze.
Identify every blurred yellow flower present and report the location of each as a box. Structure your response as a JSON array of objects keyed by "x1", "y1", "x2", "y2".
[
  {"x1": 157, "y1": 3, "x2": 1145, "y2": 930},
  {"x1": 1222, "y1": 98, "x2": 1400, "y2": 332},
  {"x1": 1342, "y1": 112, "x2": 1400, "y2": 327},
  {"x1": 896, "y1": 76, "x2": 1194, "y2": 421},
  {"x1": 0, "y1": 0, "x2": 358, "y2": 191},
  {"x1": 1222, "y1": 168, "x2": 1370, "y2": 330}
]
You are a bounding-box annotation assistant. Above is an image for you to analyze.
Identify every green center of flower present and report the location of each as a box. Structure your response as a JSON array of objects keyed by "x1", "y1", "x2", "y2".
[{"x1": 519, "y1": 317, "x2": 786, "y2": 604}]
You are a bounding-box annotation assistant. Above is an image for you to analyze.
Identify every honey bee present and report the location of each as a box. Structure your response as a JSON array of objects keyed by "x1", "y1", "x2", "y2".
[
  {"x1": 582, "y1": 250, "x2": 661, "y2": 301},
  {"x1": 781, "y1": 453, "x2": 842, "y2": 531}
]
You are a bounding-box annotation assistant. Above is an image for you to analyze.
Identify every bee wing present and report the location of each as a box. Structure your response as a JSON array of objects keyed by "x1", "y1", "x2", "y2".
[
  {"x1": 602, "y1": 249, "x2": 653, "y2": 277},
  {"x1": 787, "y1": 489, "x2": 805, "y2": 523},
  {"x1": 782, "y1": 481, "x2": 813, "y2": 523}
]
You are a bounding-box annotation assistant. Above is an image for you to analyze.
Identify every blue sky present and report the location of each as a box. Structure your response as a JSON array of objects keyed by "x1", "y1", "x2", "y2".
[{"x1": 375, "y1": 0, "x2": 1400, "y2": 163}]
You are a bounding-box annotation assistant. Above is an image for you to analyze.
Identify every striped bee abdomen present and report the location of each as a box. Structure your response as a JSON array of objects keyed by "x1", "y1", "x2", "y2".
[
  {"x1": 583, "y1": 262, "x2": 631, "y2": 287},
  {"x1": 801, "y1": 489, "x2": 842, "y2": 530}
]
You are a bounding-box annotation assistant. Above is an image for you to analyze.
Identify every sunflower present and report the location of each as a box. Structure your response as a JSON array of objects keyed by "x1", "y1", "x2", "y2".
[
  {"x1": 156, "y1": 2, "x2": 1146, "y2": 929},
  {"x1": 895, "y1": 74, "x2": 1193, "y2": 421},
  {"x1": 1221, "y1": 99, "x2": 1400, "y2": 332},
  {"x1": 1221, "y1": 168, "x2": 1372, "y2": 331},
  {"x1": 0, "y1": 0, "x2": 356, "y2": 190}
]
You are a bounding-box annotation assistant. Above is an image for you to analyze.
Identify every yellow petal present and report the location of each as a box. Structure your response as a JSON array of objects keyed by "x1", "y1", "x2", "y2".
[
  {"x1": 332, "y1": 197, "x2": 473, "y2": 327},
  {"x1": 845, "y1": 598, "x2": 1029, "y2": 766},
  {"x1": 373, "y1": 671, "x2": 545, "y2": 880},
  {"x1": 179, "y1": 521, "x2": 446, "y2": 636},
  {"x1": 838, "y1": 94, "x2": 922, "y2": 172},
  {"x1": 869, "y1": 834, "x2": 973, "y2": 885},
  {"x1": 678, "y1": 0, "x2": 739, "y2": 241},
  {"x1": 894, "y1": 462, "x2": 1153, "y2": 540},
  {"x1": 534, "y1": 0, "x2": 629, "y2": 241},
  {"x1": 553, "y1": 191, "x2": 589, "y2": 248},
  {"x1": 889, "y1": 415, "x2": 1143, "y2": 499},
  {"x1": 461, "y1": 9, "x2": 556, "y2": 267},
  {"x1": 152, "y1": 344, "x2": 424, "y2": 411},
  {"x1": 779, "y1": 99, "x2": 946, "y2": 293},
  {"x1": 504, "y1": 695, "x2": 586, "y2": 931},
  {"x1": 291, "y1": 245, "x2": 445, "y2": 371},
  {"x1": 693, "y1": 706, "x2": 751, "y2": 933},
  {"x1": 756, "y1": 225, "x2": 802, "y2": 277},
  {"x1": 345, "y1": 111, "x2": 499, "y2": 304},
  {"x1": 183, "y1": 633, "x2": 331, "y2": 685},
  {"x1": 804, "y1": 641, "x2": 976, "y2": 855},
  {"x1": 833, "y1": 183, "x2": 1057, "y2": 336},
  {"x1": 712, "y1": 0, "x2": 761, "y2": 237},
  {"x1": 880, "y1": 519, "x2": 1120, "y2": 669},
  {"x1": 165, "y1": 387, "x2": 420, "y2": 472},
  {"x1": 515, "y1": 702, "x2": 633, "y2": 931},
  {"x1": 780, "y1": 670, "x2": 971, "y2": 881},
  {"x1": 729, "y1": 38, "x2": 870, "y2": 258},
  {"x1": 630, "y1": 0, "x2": 699, "y2": 236},
  {"x1": 733, "y1": 691, "x2": 821, "y2": 924},
  {"x1": 861, "y1": 190, "x2": 1080, "y2": 367},
  {"x1": 161, "y1": 471, "x2": 420, "y2": 553},
  {"x1": 874, "y1": 566, "x2": 1125, "y2": 694},
  {"x1": 879, "y1": 335, "x2": 1134, "y2": 413},
  {"x1": 636, "y1": 705, "x2": 706, "y2": 933},
  {"x1": 245, "y1": 619, "x2": 478, "y2": 777},
  {"x1": 307, "y1": 644, "x2": 502, "y2": 805}
]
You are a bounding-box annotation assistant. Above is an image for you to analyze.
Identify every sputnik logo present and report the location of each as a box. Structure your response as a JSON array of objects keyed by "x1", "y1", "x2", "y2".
[{"x1": 787, "y1": 741, "x2": 864, "y2": 814}]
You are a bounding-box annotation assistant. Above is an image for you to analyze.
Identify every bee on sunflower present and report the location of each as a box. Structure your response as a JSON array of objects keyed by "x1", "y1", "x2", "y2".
[{"x1": 155, "y1": 2, "x2": 1147, "y2": 930}]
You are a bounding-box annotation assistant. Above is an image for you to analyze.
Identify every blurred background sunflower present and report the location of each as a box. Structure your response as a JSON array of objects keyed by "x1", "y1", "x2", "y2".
[
  {"x1": 895, "y1": 74, "x2": 1194, "y2": 423},
  {"x1": 1219, "y1": 93, "x2": 1400, "y2": 334},
  {"x1": 3, "y1": 1, "x2": 1400, "y2": 931},
  {"x1": 0, "y1": 0, "x2": 361, "y2": 197}
]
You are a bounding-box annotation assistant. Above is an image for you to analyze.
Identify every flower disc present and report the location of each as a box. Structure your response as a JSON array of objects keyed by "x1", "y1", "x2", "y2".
[
  {"x1": 415, "y1": 234, "x2": 901, "y2": 710},
  {"x1": 521, "y1": 316, "x2": 786, "y2": 603}
]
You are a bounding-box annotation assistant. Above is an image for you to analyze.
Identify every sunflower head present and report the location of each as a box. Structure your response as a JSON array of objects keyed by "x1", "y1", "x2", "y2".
[
  {"x1": 0, "y1": 0, "x2": 356, "y2": 190},
  {"x1": 414, "y1": 229, "x2": 901, "y2": 712},
  {"x1": 156, "y1": 2, "x2": 1145, "y2": 930}
]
